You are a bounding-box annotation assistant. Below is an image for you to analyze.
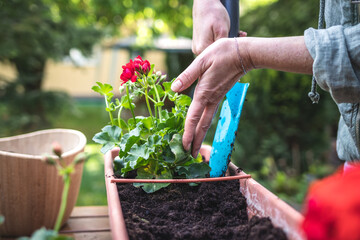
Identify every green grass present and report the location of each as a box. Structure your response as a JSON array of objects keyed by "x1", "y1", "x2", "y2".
[
  {"x1": 75, "y1": 144, "x2": 107, "y2": 206},
  {"x1": 52, "y1": 99, "x2": 110, "y2": 206},
  {"x1": 52, "y1": 98, "x2": 109, "y2": 142}
]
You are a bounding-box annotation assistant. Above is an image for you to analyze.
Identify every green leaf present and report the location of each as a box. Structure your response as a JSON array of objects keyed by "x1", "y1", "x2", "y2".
[
  {"x1": 162, "y1": 145, "x2": 176, "y2": 163},
  {"x1": 128, "y1": 143, "x2": 150, "y2": 160},
  {"x1": 163, "y1": 81, "x2": 176, "y2": 100},
  {"x1": 169, "y1": 134, "x2": 190, "y2": 164},
  {"x1": 119, "y1": 126, "x2": 141, "y2": 153},
  {"x1": 17, "y1": 227, "x2": 73, "y2": 240},
  {"x1": 155, "y1": 101, "x2": 164, "y2": 107},
  {"x1": 147, "y1": 64, "x2": 155, "y2": 77},
  {"x1": 175, "y1": 94, "x2": 191, "y2": 109},
  {"x1": 165, "y1": 116, "x2": 177, "y2": 129},
  {"x1": 145, "y1": 134, "x2": 162, "y2": 153},
  {"x1": 133, "y1": 163, "x2": 172, "y2": 193},
  {"x1": 177, "y1": 163, "x2": 211, "y2": 179},
  {"x1": 120, "y1": 95, "x2": 135, "y2": 110},
  {"x1": 114, "y1": 118, "x2": 128, "y2": 130},
  {"x1": 123, "y1": 146, "x2": 148, "y2": 170},
  {"x1": 161, "y1": 110, "x2": 170, "y2": 120},
  {"x1": 92, "y1": 125, "x2": 121, "y2": 154},
  {"x1": 137, "y1": 116, "x2": 153, "y2": 130},
  {"x1": 113, "y1": 156, "x2": 125, "y2": 173},
  {"x1": 92, "y1": 82, "x2": 113, "y2": 97},
  {"x1": 153, "y1": 85, "x2": 165, "y2": 98},
  {"x1": 106, "y1": 102, "x2": 116, "y2": 112},
  {"x1": 163, "y1": 81, "x2": 173, "y2": 93}
]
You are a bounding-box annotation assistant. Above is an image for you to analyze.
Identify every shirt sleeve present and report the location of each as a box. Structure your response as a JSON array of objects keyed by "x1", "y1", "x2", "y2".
[{"x1": 304, "y1": 24, "x2": 360, "y2": 103}]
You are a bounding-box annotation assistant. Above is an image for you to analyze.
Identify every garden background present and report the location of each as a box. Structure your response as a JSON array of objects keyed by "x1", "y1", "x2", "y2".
[{"x1": 0, "y1": 0, "x2": 340, "y2": 210}]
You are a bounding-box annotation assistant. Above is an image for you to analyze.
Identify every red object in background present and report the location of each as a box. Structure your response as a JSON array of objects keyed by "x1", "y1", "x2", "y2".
[{"x1": 302, "y1": 163, "x2": 360, "y2": 240}]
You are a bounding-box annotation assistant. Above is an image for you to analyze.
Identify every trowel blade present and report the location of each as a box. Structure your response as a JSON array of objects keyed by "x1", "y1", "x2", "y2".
[{"x1": 209, "y1": 82, "x2": 249, "y2": 177}]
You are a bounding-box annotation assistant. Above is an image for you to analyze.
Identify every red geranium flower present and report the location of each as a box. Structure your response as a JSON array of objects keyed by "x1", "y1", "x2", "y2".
[
  {"x1": 120, "y1": 60, "x2": 137, "y2": 85},
  {"x1": 301, "y1": 165, "x2": 360, "y2": 240},
  {"x1": 120, "y1": 56, "x2": 151, "y2": 85}
]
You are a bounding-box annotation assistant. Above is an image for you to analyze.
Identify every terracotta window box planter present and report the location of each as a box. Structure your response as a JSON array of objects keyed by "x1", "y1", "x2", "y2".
[
  {"x1": 104, "y1": 146, "x2": 306, "y2": 240},
  {"x1": 0, "y1": 129, "x2": 87, "y2": 237}
]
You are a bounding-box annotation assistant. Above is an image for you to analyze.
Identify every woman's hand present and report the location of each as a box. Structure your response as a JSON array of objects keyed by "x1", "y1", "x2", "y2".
[
  {"x1": 172, "y1": 38, "x2": 251, "y2": 157},
  {"x1": 172, "y1": 36, "x2": 313, "y2": 157},
  {"x1": 192, "y1": 0, "x2": 230, "y2": 55}
]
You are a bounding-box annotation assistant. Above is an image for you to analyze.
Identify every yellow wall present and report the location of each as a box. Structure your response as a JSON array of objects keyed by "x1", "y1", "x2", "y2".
[{"x1": 0, "y1": 48, "x2": 167, "y2": 98}]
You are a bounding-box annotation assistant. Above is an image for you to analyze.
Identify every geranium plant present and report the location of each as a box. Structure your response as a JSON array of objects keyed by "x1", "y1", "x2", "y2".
[{"x1": 92, "y1": 56, "x2": 210, "y2": 193}]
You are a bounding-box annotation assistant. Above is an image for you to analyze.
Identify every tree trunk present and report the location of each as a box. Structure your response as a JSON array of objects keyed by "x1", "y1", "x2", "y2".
[
  {"x1": 11, "y1": 56, "x2": 49, "y2": 129},
  {"x1": 13, "y1": 56, "x2": 46, "y2": 92}
]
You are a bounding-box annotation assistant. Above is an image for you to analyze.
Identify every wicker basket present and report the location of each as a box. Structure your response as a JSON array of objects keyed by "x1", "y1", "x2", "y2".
[{"x1": 0, "y1": 129, "x2": 86, "y2": 237}]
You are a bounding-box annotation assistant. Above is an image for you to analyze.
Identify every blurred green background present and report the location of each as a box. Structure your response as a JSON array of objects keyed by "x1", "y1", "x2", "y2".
[{"x1": 0, "y1": 0, "x2": 341, "y2": 209}]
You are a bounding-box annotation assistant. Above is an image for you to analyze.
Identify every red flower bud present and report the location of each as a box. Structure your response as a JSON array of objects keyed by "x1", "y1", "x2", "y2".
[
  {"x1": 134, "y1": 55, "x2": 143, "y2": 70},
  {"x1": 52, "y1": 142, "x2": 62, "y2": 157},
  {"x1": 141, "y1": 60, "x2": 151, "y2": 74}
]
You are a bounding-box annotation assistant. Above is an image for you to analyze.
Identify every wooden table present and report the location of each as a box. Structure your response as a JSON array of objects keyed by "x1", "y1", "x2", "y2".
[{"x1": 59, "y1": 206, "x2": 111, "y2": 240}]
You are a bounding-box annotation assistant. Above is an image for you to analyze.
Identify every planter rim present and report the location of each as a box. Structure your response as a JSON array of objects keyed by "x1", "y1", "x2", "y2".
[
  {"x1": 110, "y1": 174, "x2": 252, "y2": 183},
  {"x1": 0, "y1": 128, "x2": 87, "y2": 160}
]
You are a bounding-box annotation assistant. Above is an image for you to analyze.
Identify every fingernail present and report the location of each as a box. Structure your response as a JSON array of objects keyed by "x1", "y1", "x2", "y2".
[{"x1": 171, "y1": 79, "x2": 183, "y2": 92}]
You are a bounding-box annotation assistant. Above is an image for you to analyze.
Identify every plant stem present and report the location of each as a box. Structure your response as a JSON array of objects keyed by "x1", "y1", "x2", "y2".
[
  {"x1": 153, "y1": 84, "x2": 163, "y2": 122},
  {"x1": 54, "y1": 174, "x2": 70, "y2": 233},
  {"x1": 126, "y1": 85, "x2": 136, "y2": 124},
  {"x1": 117, "y1": 106, "x2": 124, "y2": 136},
  {"x1": 154, "y1": 99, "x2": 158, "y2": 119},
  {"x1": 138, "y1": 91, "x2": 156, "y2": 103},
  {"x1": 104, "y1": 96, "x2": 115, "y2": 126},
  {"x1": 144, "y1": 87, "x2": 153, "y2": 120}
]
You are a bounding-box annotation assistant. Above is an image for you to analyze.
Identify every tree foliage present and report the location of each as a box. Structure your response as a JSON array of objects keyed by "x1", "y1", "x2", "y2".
[
  {"x1": 90, "y1": 0, "x2": 193, "y2": 38},
  {"x1": 0, "y1": 0, "x2": 103, "y2": 135}
]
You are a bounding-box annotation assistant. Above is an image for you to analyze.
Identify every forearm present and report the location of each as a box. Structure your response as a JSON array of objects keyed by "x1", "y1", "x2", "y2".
[{"x1": 239, "y1": 36, "x2": 313, "y2": 75}]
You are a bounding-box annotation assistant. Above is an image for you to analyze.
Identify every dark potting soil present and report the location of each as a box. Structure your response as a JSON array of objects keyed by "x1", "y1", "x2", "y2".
[{"x1": 117, "y1": 180, "x2": 288, "y2": 240}]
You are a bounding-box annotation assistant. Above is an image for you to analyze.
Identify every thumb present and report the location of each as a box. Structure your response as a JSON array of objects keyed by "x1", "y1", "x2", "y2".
[{"x1": 171, "y1": 58, "x2": 204, "y2": 92}]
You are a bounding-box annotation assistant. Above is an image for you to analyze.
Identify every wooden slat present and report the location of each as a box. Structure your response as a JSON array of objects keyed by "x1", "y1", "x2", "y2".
[
  {"x1": 69, "y1": 206, "x2": 108, "y2": 218},
  {"x1": 60, "y1": 217, "x2": 110, "y2": 233},
  {"x1": 63, "y1": 232, "x2": 112, "y2": 240},
  {"x1": 59, "y1": 206, "x2": 111, "y2": 236},
  {"x1": 1, "y1": 207, "x2": 111, "y2": 240}
]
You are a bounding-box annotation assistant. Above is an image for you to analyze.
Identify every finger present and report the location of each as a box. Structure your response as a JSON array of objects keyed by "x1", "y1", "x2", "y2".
[
  {"x1": 171, "y1": 57, "x2": 206, "y2": 92},
  {"x1": 191, "y1": 103, "x2": 218, "y2": 157},
  {"x1": 238, "y1": 31, "x2": 248, "y2": 37},
  {"x1": 192, "y1": 33, "x2": 213, "y2": 56},
  {"x1": 182, "y1": 99, "x2": 206, "y2": 152},
  {"x1": 192, "y1": 40, "x2": 211, "y2": 56},
  {"x1": 212, "y1": 24, "x2": 230, "y2": 41}
]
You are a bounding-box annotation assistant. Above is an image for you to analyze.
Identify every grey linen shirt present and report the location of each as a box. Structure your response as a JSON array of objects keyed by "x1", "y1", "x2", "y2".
[{"x1": 304, "y1": 0, "x2": 360, "y2": 162}]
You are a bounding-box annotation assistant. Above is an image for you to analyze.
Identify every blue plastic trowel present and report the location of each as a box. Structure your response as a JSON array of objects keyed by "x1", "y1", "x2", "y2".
[{"x1": 209, "y1": 0, "x2": 249, "y2": 177}]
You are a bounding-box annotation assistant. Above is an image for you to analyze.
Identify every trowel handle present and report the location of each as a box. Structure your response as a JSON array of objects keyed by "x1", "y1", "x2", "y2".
[{"x1": 221, "y1": 0, "x2": 239, "y2": 38}]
